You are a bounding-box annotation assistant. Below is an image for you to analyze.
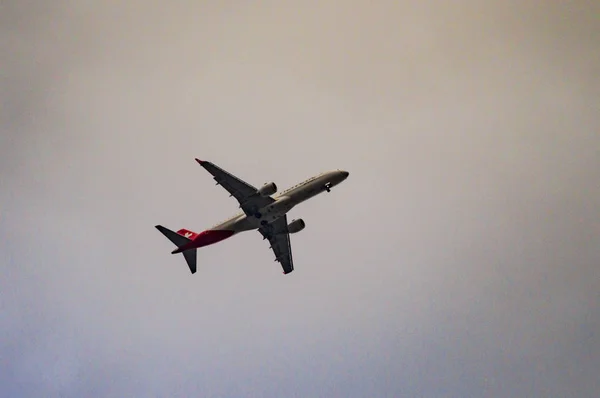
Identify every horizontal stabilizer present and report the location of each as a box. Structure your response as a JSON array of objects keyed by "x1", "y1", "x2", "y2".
[
  {"x1": 182, "y1": 249, "x2": 197, "y2": 274},
  {"x1": 155, "y1": 225, "x2": 197, "y2": 274},
  {"x1": 155, "y1": 225, "x2": 191, "y2": 247}
]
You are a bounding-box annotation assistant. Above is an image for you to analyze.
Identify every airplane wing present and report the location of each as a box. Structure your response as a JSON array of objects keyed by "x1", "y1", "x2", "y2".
[
  {"x1": 258, "y1": 215, "x2": 294, "y2": 274},
  {"x1": 195, "y1": 159, "x2": 275, "y2": 215}
]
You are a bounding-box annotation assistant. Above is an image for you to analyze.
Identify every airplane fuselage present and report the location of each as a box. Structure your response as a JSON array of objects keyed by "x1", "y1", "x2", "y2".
[{"x1": 173, "y1": 169, "x2": 349, "y2": 252}]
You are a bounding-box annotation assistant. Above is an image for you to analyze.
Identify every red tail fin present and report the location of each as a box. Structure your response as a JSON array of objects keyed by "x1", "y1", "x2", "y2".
[{"x1": 177, "y1": 229, "x2": 199, "y2": 240}]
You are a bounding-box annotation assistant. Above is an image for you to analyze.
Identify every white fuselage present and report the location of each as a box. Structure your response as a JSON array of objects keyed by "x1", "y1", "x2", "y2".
[{"x1": 210, "y1": 170, "x2": 349, "y2": 234}]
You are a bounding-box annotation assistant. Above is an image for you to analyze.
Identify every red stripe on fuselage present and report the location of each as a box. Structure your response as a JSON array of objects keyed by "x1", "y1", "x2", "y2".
[
  {"x1": 194, "y1": 229, "x2": 235, "y2": 247},
  {"x1": 172, "y1": 229, "x2": 235, "y2": 253}
]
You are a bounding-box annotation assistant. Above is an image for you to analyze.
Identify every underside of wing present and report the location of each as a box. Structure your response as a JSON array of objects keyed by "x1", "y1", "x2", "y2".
[
  {"x1": 196, "y1": 159, "x2": 274, "y2": 215},
  {"x1": 258, "y1": 215, "x2": 294, "y2": 274}
]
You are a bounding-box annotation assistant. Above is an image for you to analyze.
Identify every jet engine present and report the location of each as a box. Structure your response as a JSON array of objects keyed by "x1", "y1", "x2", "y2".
[
  {"x1": 287, "y1": 218, "x2": 306, "y2": 234},
  {"x1": 258, "y1": 182, "x2": 277, "y2": 196}
]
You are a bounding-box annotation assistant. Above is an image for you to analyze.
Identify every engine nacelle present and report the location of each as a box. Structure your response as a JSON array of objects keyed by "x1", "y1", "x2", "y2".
[
  {"x1": 287, "y1": 218, "x2": 306, "y2": 234},
  {"x1": 258, "y1": 182, "x2": 277, "y2": 196}
]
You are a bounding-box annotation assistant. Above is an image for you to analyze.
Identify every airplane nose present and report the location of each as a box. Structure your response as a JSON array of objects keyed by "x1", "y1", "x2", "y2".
[{"x1": 341, "y1": 171, "x2": 349, "y2": 178}]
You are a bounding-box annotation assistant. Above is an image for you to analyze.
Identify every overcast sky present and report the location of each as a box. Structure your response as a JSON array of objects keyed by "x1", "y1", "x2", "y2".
[{"x1": 2, "y1": 1, "x2": 599, "y2": 397}]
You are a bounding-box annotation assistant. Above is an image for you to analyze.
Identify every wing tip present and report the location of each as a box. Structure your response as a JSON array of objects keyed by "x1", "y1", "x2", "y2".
[{"x1": 195, "y1": 158, "x2": 206, "y2": 165}]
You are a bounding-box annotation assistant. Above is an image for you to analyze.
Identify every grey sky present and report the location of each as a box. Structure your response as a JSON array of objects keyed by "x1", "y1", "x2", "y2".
[{"x1": 2, "y1": 1, "x2": 599, "y2": 396}]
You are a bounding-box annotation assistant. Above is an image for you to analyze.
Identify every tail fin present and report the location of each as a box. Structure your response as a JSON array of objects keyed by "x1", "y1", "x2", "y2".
[
  {"x1": 155, "y1": 225, "x2": 197, "y2": 274},
  {"x1": 176, "y1": 228, "x2": 199, "y2": 240}
]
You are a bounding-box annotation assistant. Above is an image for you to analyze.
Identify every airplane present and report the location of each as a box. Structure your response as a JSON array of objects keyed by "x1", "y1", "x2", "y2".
[{"x1": 155, "y1": 159, "x2": 349, "y2": 275}]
